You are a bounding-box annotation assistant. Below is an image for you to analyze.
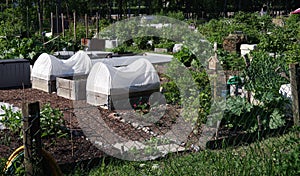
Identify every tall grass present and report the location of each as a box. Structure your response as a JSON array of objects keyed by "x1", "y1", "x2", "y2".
[{"x1": 68, "y1": 130, "x2": 299, "y2": 176}]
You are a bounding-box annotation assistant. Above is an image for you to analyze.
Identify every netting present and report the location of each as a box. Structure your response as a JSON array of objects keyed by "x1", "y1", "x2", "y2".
[{"x1": 0, "y1": 59, "x2": 299, "y2": 175}]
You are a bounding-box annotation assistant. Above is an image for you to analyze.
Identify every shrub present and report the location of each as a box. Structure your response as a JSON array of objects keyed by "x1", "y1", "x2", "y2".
[{"x1": 0, "y1": 103, "x2": 68, "y2": 139}]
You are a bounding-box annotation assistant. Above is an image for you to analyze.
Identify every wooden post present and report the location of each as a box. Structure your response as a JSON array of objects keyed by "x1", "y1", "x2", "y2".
[
  {"x1": 26, "y1": 6, "x2": 29, "y2": 37},
  {"x1": 56, "y1": 5, "x2": 59, "y2": 35},
  {"x1": 22, "y1": 102, "x2": 42, "y2": 176},
  {"x1": 85, "y1": 14, "x2": 88, "y2": 39},
  {"x1": 96, "y1": 12, "x2": 99, "y2": 37},
  {"x1": 73, "y1": 12, "x2": 76, "y2": 40},
  {"x1": 289, "y1": 63, "x2": 300, "y2": 127},
  {"x1": 38, "y1": 13, "x2": 42, "y2": 35},
  {"x1": 73, "y1": 12, "x2": 76, "y2": 51},
  {"x1": 213, "y1": 42, "x2": 218, "y2": 99},
  {"x1": 61, "y1": 13, "x2": 65, "y2": 37},
  {"x1": 51, "y1": 12, "x2": 54, "y2": 36}
]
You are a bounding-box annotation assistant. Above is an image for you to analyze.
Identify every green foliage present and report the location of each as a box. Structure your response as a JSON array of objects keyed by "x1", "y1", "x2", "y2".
[
  {"x1": 154, "y1": 40, "x2": 175, "y2": 51},
  {"x1": 258, "y1": 27, "x2": 293, "y2": 55},
  {"x1": 161, "y1": 47, "x2": 211, "y2": 125},
  {"x1": 0, "y1": 103, "x2": 68, "y2": 139},
  {"x1": 0, "y1": 36, "x2": 45, "y2": 61},
  {"x1": 84, "y1": 132, "x2": 299, "y2": 176},
  {"x1": 0, "y1": 105, "x2": 22, "y2": 135},
  {"x1": 224, "y1": 97, "x2": 257, "y2": 132},
  {"x1": 0, "y1": 7, "x2": 25, "y2": 37},
  {"x1": 0, "y1": 158, "x2": 6, "y2": 175},
  {"x1": 223, "y1": 50, "x2": 290, "y2": 132},
  {"x1": 285, "y1": 43, "x2": 300, "y2": 64},
  {"x1": 132, "y1": 36, "x2": 154, "y2": 50},
  {"x1": 99, "y1": 19, "x2": 111, "y2": 30},
  {"x1": 198, "y1": 18, "x2": 230, "y2": 45},
  {"x1": 269, "y1": 109, "x2": 285, "y2": 130},
  {"x1": 198, "y1": 12, "x2": 274, "y2": 45},
  {"x1": 40, "y1": 103, "x2": 68, "y2": 138},
  {"x1": 284, "y1": 14, "x2": 300, "y2": 41},
  {"x1": 156, "y1": 10, "x2": 185, "y2": 21},
  {"x1": 217, "y1": 49, "x2": 245, "y2": 70},
  {"x1": 243, "y1": 51, "x2": 288, "y2": 102},
  {"x1": 173, "y1": 46, "x2": 196, "y2": 67},
  {"x1": 161, "y1": 78, "x2": 180, "y2": 104},
  {"x1": 226, "y1": 96, "x2": 253, "y2": 117}
]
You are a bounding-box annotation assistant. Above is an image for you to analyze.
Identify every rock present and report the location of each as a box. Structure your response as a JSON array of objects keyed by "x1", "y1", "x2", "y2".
[{"x1": 132, "y1": 122, "x2": 139, "y2": 128}]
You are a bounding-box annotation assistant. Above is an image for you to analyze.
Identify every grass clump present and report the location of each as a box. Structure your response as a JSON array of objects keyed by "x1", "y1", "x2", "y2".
[{"x1": 68, "y1": 130, "x2": 299, "y2": 176}]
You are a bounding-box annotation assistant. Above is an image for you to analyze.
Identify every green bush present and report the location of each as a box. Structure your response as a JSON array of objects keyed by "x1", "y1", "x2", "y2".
[
  {"x1": 161, "y1": 47, "x2": 211, "y2": 125},
  {"x1": 223, "y1": 50, "x2": 290, "y2": 133},
  {"x1": 0, "y1": 103, "x2": 68, "y2": 139}
]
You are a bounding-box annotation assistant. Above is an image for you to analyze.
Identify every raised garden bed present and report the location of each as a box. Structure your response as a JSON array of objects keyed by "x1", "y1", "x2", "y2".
[{"x1": 56, "y1": 75, "x2": 88, "y2": 100}]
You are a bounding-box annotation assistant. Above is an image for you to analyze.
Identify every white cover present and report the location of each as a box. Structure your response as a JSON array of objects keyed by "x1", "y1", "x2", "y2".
[
  {"x1": 31, "y1": 51, "x2": 92, "y2": 80},
  {"x1": 279, "y1": 84, "x2": 292, "y2": 99},
  {"x1": 87, "y1": 58, "x2": 159, "y2": 95},
  {"x1": 91, "y1": 52, "x2": 172, "y2": 67}
]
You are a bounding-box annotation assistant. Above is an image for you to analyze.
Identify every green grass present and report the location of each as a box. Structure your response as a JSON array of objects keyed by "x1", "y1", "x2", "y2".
[{"x1": 68, "y1": 129, "x2": 299, "y2": 176}]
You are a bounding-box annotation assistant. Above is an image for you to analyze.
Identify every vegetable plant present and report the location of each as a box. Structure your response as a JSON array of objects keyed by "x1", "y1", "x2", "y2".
[{"x1": 0, "y1": 103, "x2": 68, "y2": 139}]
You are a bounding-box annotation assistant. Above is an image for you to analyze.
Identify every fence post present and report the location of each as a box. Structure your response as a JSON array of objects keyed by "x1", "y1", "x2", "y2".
[
  {"x1": 85, "y1": 14, "x2": 88, "y2": 39},
  {"x1": 22, "y1": 102, "x2": 42, "y2": 176},
  {"x1": 289, "y1": 63, "x2": 300, "y2": 127},
  {"x1": 61, "y1": 13, "x2": 65, "y2": 37},
  {"x1": 38, "y1": 12, "x2": 42, "y2": 35},
  {"x1": 73, "y1": 12, "x2": 76, "y2": 51},
  {"x1": 96, "y1": 12, "x2": 99, "y2": 36},
  {"x1": 51, "y1": 12, "x2": 54, "y2": 36}
]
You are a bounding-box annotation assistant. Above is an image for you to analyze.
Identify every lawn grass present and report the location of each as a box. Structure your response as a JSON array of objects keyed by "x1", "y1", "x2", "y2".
[
  {"x1": 1, "y1": 129, "x2": 298, "y2": 175},
  {"x1": 70, "y1": 129, "x2": 299, "y2": 176}
]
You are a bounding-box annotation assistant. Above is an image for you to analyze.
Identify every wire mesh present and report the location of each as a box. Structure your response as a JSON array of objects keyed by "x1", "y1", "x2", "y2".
[{"x1": 0, "y1": 62, "x2": 299, "y2": 175}]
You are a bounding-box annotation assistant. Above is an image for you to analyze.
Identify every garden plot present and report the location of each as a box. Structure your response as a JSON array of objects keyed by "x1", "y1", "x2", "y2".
[
  {"x1": 86, "y1": 58, "x2": 160, "y2": 110},
  {"x1": 32, "y1": 51, "x2": 172, "y2": 94},
  {"x1": 31, "y1": 51, "x2": 92, "y2": 93},
  {"x1": 56, "y1": 54, "x2": 171, "y2": 102},
  {"x1": 74, "y1": 100, "x2": 190, "y2": 161},
  {"x1": 56, "y1": 75, "x2": 88, "y2": 100}
]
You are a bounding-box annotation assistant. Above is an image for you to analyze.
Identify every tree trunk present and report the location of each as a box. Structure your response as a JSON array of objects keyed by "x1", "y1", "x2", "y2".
[
  {"x1": 118, "y1": 0, "x2": 123, "y2": 20},
  {"x1": 138, "y1": 0, "x2": 141, "y2": 15}
]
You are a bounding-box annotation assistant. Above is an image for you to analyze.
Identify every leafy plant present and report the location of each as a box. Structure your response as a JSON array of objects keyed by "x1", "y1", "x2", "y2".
[
  {"x1": 0, "y1": 105, "x2": 22, "y2": 135},
  {"x1": 0, "y1": 158, "x2": 6, "y2": 175},
  {"x1": 161, "y1": 47, "x2": 211, "y2": 126},
  {"x1": 132, "y1": 99, "x2": 150, "y2": 114},
  {"x1": 217, "y1": 49, "x2": 245, "y2": 71},
  {"x1": 161, "y1": 77, "x2": 180, "y2": 104},
  {"x1": 173, "y1": 46, "x2": 196, "y2": 67},
  {"x1": 224, "y1": 96, "x2": 258, "y2": 132},
  {"x1": 40, "y1": 103, "x2": 68, "y2": 138},
  {"x1": 0, "y1": 103, "x2": 68, "y2": 139},
  {"x1": 269, "y1": 109, "x2": 285, "y2": 130},
  {"x1": 155, "y1": 40, "x2": 175, "y2": 51},
  {"x1": 223, "y1": 50, "x2": 291, "y2": 133}
]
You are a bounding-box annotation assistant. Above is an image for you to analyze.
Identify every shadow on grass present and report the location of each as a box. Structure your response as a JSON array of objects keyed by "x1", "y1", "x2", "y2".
[{"x1": 206, "y1": 120, "x2": 295, "y2": 149}]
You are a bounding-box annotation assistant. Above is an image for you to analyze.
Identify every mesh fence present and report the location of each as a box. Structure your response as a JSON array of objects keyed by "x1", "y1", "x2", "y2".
[{"x1": 0, "y1": 60, "x2": 299, "y2": 175}]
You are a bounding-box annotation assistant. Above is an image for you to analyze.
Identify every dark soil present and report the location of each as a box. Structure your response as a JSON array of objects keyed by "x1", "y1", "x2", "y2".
[
  {"x1": 0, "y1": 88, "x2": 104, "y2": 165},
  {"x1": 1, "y1": 88, "x2": 289, "y2": 172},
  {"x1": 0, "y1": 88, "x2": 192, "y2": 166}
]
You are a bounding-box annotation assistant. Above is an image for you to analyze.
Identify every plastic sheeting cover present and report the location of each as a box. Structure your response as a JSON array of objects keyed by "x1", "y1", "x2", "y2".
[
  {"x1": 31, "y1": 51, "x2": 92, "y2": 80},
  {"x1": 87, "y1": 58, "x2": 160, "y2": 95}
]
